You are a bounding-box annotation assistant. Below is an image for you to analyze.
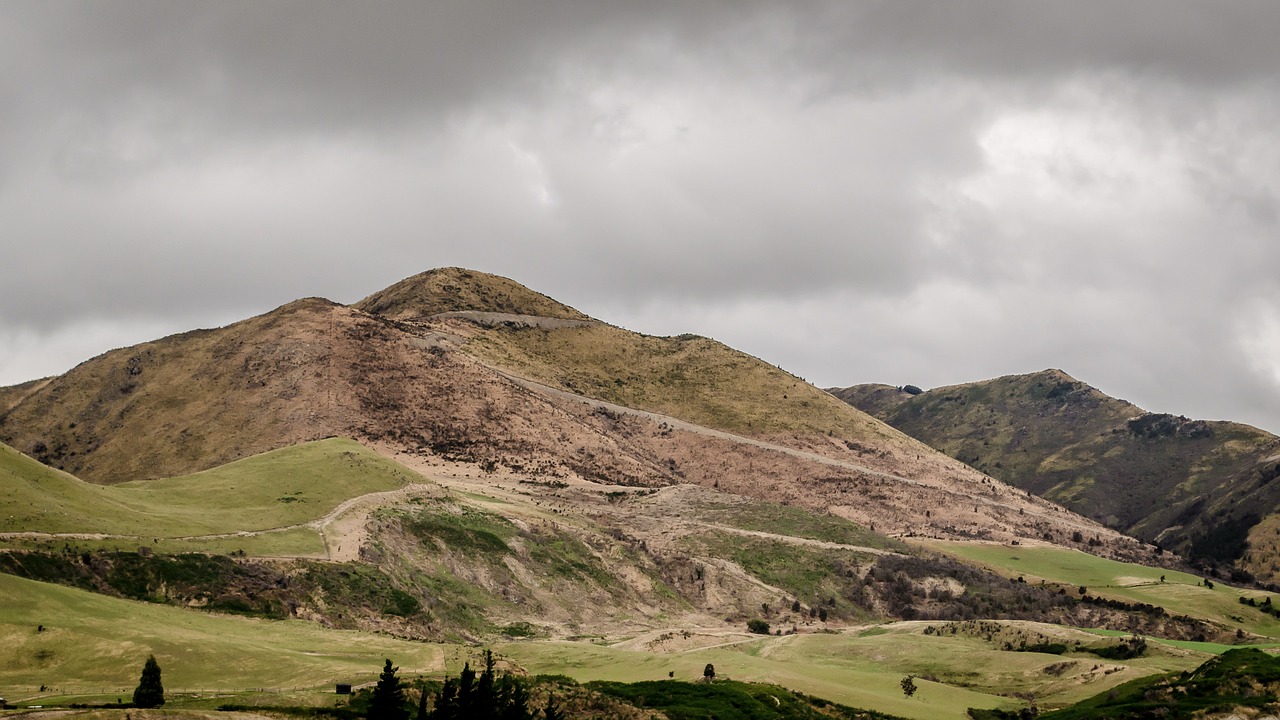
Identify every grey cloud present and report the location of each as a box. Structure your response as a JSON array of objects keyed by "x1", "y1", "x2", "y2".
[{"x1": 4, "y1": 1, "x2": 1280, "y2": 434}]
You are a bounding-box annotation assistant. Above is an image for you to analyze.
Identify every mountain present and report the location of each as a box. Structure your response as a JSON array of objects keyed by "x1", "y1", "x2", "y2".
[
  {"x1": 830, "y1": 370, "x2": 1280, "y2": 580},
  {"x1": 0, "y1": 268, "x2": 1132, "y2": 556}
]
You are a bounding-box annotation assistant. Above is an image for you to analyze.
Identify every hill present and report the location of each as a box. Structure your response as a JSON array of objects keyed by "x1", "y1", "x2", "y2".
[
  {"x1": 1033, "y1": 647, "x2": 1280, "y2": 719},
  {"x1": 829, "y1": 370, "x2": 1280, "y2": 580},
  {"x1": 0, "y1": 271, "x2": 1134, "y2": 555}
]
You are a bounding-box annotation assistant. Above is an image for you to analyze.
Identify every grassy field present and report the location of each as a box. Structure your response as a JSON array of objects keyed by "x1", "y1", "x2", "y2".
[
  {"x1": 501, "y1": 636, "x2": 1016, "y2": 720},
  {"x1": 1, "y1": 438, "x2": 417, "y2": 543},
  {"x1": 1, "y1": 527, "x2": 327, "y2": 558},
  {"x1": 924, "y1": 541, "x2": 1280, "y2": 639},
  {"x1": 0, "y1": 572, "x2": 1221, "y2": 720},
  {"x1": 501, "y1": 620, "x2": 1213, "y2": 720},
  {"x1": 0, "y1": 573, "x2": 447, "y2": 698}
]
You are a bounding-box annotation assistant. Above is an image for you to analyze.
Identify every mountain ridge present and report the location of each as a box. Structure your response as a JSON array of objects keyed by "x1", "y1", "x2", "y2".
[{"x1": 830, "y1": 369, "x2": 1280, "y2": 580}]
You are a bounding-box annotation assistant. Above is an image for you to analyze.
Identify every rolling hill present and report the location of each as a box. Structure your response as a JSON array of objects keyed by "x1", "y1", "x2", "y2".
[
  {"x1": 830, "y1": 370, "x2": 1280, "y2": 580},
  {"x1": 0, "y1": 269, "x2": 1136, "y2": 555}
]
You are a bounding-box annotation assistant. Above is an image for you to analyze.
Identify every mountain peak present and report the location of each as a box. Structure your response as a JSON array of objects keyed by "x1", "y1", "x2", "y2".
[{"x1": 353, "y1": 267, "x2": 590, "y2": 322}]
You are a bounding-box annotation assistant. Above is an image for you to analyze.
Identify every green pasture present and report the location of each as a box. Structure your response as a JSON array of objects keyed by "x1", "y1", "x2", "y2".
[
  {"x1": 501, "y1": 620, "x2": 1213, "y2": 720},
  {"x1": 0, "y1": 573, "x2": 447, "y2": 699},
  {"x1": 2, "y1": 527, "x2": 328, "y2": 558},
  {"x1": 1, "y1": 438, "x2": 417, "y2": 542},
  {"x1": 924, "y1": 541, "x2": 1280, "y2": 639},
  {"x1": 502, "y1": 635, "x2": 1014, "y2": 720},
  {"x1": 1, "y1": 572, "x2": 1222, "y2": 720}
]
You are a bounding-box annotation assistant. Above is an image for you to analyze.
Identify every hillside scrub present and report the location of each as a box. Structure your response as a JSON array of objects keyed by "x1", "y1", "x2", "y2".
[{"x1": 833, "y1": 369, "x2": 1280, "y2": 580}]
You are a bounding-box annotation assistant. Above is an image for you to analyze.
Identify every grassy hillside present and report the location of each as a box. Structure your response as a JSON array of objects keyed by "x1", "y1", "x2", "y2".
[
  {"x1": 0, "y1": 572, "x2": 447, "y2": 693},
  {"x1": 1034, "y1": 647, "x2": 1280, "y2": 719},
  {"x1": 466, "y1": 322, "x2": 911, "y2": 443},
  {"x1": 0, "y1": 437, "x2": 415, "y2": 539},
  {"x1": 0, "y1": 572, "x2": 1103, "y2": 720},
  {"x1": 925, "y1": 541, "x2": 1280, "y2": 640},
  {"x1": 831, "y1": 370, "x2": 1280, "y2": 571}
]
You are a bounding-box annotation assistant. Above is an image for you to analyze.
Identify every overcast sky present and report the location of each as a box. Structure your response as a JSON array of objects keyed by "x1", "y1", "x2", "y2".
[{"x1": 3, "y1": 2, "x2": 1280, "y2": 434}]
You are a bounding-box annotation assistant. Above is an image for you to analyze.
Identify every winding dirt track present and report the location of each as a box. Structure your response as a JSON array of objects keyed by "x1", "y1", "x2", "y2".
[
  {"x1": 483, "y1": 362, "x2": 1112, "y2": 538},
  {"x1": 490, "y1": 367, "x2": 936, "y2": 489}
]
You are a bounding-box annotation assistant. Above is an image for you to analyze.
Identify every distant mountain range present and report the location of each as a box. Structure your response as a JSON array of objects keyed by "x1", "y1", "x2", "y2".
[{"x1": 831, "y1": 370, "x2": 1280, "y2": 582}]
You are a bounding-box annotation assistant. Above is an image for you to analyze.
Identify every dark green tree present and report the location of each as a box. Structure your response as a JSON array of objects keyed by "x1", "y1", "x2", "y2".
[
  {"x1": 429, "y1": 678, "x2": 458, "y2": 720},
  {"x1": 368, "y1": 659, "x2": 409, "y2": 720},
  {"x1": 431, "y1": 651, "x2": 533, "y2": 720},
  {"x1": 476, "y1": 650, "x2": 497, "y2": 713},
  {"x1": 901, "y1": 674, "x2": 917, "y2": 698},
  {"x1": 456, "y1": 661, "x2": 476, "y2": 716},
  {"x1": 498, "y1": 673, "x2": 531, "y2": 720},
  {"x1": 415, "y1": 681, "x2": 429, "y2": 720},
  {"x1": 132, "y1": 655, "x2": 165, "y2": 708}
]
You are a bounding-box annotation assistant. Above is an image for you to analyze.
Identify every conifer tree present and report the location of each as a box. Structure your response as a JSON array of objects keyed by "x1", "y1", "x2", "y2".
[
  {"x1": 132, "y1": 655, "x2": 165, "y2": 708},
  {"x1": 368, "y1": 659, "x2": 409, "y2": 720},
  {"x1": 476, "y1": 650, "x2": 497, "y2": 712},
  {"x1": 414, "y1": 681, "x2": 429, "y2": 720},
  {"x1": 430, "y1": 678, "x2": 458, "y2": 720},
  {"x1": 498, "y1": 673, "x2": 531, "y2": 720},
  {"x1": 456, "y1": 662, "x2": 476, "y2": 717}
]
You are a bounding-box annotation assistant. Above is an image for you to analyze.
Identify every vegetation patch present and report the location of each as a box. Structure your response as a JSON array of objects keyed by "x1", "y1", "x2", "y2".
[
  {"x1": 700, "y1": 500, "x2": 906, "y2": 551},
  {"x1": 403, "y1": 503, "x2": 515, "y2": 554},
  {"x1": 1034, "y1": 648, "x2": 1280, "y2": 719},
  {"x1": 589, "y1": 679, "x2": 908, "y2": 720}
]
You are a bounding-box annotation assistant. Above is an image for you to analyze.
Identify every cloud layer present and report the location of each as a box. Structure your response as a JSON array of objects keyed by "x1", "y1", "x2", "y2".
[{"x1": 4, "y1": 1, "x2": 1280, "y2": 432}]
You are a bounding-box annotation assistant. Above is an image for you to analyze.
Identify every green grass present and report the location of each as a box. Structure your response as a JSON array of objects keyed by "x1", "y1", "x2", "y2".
[
  {"x1": 1, "y1": 572, "x2": 1214, "y2": 720},
  {"x1": 925, "y1": 541, "x2": 1280, "y2": 639},
  {"x1": 699, "y1": 500, "x2": 907, "y2": 551},
  {"x1": 503, "y1": 633, "x2": 1021, "y2": 720},
  {"x1": 2, "y1": 527, "x2": 327, "y2": 558},
  {"x1": 589, "y1": 678, "x2": 908, "y2": 720},
  {"x1": 1, "y1": 438, "x2": 417, "y2": 542},
  {"x1": 466, "y1": 323, "x2": 905, "y2": 444},
  {"x1": 0, "y1": 573, "x2": 448, "y2": 696},
  {"x1": 681, "y1": 532, "x2": 875, "y2": 617},
  {"x1": 1037, "y1": 648, "x2": 1280, "y2": 719}
]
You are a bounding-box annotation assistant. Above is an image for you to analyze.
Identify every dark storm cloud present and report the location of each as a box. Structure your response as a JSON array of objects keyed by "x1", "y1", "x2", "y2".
[{"x1": 3, "y1": 1, "x2": 1280, "y2": 433}]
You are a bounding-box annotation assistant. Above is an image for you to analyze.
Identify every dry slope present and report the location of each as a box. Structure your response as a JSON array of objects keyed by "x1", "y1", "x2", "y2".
[{"x1": 0, "y1": 269, "x2": 1136, "y2": 554}]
